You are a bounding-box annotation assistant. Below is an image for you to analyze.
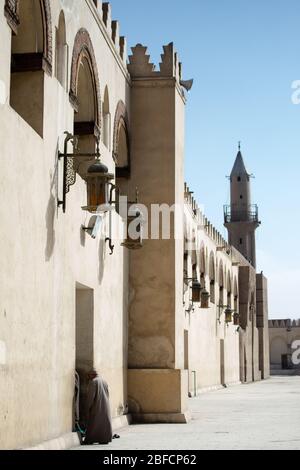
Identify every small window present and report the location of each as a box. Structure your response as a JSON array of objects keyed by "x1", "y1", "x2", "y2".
[
  {"x1": 103, "y1": 86, "x2": 111, "y2": 149},
  {"x1": 55, "y1": 12, "x2": 68, "y2": 89},
  {"x1": 240, "y1": 238, "x2": 243, "y2": 245},
  {"x1": 240, "y1": 195, "x2": 243, "y2": 199},
  {"x1": 237, "y1": 176, "x2": 241, "y2": 182}
]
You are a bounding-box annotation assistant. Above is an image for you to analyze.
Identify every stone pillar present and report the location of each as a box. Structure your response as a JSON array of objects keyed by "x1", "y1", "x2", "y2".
[
  {"x1": 256, "y1": 273, "x2": 270, "y2": 379},
  {"x1": 238, "y1": 265, "x2": 261, "y2": 383},
  {"x1": 126, "y1": 43, "x2": 189, "y2": 423}
]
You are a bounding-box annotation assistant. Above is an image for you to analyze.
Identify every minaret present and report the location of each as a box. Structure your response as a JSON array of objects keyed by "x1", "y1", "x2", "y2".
[{"x1": 224, "y1": 144, "x2": 261, "y2": 268}]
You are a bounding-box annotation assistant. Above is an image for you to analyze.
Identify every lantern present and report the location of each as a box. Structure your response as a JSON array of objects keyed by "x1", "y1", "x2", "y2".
[
  {"x1": 192, "y1": 280, "x2": 202, "y2": 303},
  {"x1": 82, "y1": 160, "x2": 114, "y2": 213},
  {"x1": 233, "y1": 312, "x2": 240, "y2": 326},
  {"x1": 225, "y1": 307, "x2": 233, "y2": 323},
  {"x1": 200, "y1": 289, "x2": 210, "y2": 309},
  {"x1": 121, "y1": 206, "x2": 143, "y2": 250}
]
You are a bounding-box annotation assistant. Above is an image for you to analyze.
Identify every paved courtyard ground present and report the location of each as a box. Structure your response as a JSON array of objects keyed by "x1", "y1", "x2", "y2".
[{"x1": 74, "y1": 376, "x2": 300, "y2": 451}]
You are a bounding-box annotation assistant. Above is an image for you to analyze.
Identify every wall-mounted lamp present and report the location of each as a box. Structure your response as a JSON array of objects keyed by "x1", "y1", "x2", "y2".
[
  {"x1": 217, "y1": 303, "x2": 234, "y2": 324},
  {"x1": 81, "y1": 160, "x2": 114, "y2": 214},
  {"x1": 192, "y1": 280, "x2": 202, "y2": 303},
  {"x1": 225, "y1": 307, "x2": 234, "y2": 324},
  {"x1": 121, "y1": 205, "x2": 144, "y2": 250},
  {"x1": 119, "y1": 189, "x2": 144, "y2": 251},
  {"x1": 184, "y1": 277, "x2": 210, "y2": 308},
  {"x1": 184, "y1": 277, "x2": 202, "y2": 306},
  {"x1": 58, "y1": 132, "x2": 110, "y2": 213},
  {"x1": 184, "y1": 277, "x2": 197, "y2": 313},
  {"x1": 200, "y1": 288, "x2": 210, "y2": 309},
  {"x1": 233, "y1": 312, "x2": 240, "y2": 326},
  {"x1": 58, "y1": 132, "x2": 144, "y2": 254}
]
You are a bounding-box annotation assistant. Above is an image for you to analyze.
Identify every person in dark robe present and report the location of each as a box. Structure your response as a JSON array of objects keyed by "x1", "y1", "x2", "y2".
[
  {"x1": 84, "y1": 369, "x2": 113, "y2": 445},
  {"x1": 74, "y1": 371, "x2": 80, "y2": 430}
]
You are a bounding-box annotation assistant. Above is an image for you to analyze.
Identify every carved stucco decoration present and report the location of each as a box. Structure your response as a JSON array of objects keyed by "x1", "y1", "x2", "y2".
[
  {"x1": 69, "y1": 28, "x2": 101, "y2": 136},
  {"x1": 113, "y1": 100, "x2": 130, "y2": 168}
]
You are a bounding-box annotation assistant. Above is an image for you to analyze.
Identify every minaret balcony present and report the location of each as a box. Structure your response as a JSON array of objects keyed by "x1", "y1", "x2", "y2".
[{"x1": 224, "y1": 204, "x2": 259, "y2": 223}]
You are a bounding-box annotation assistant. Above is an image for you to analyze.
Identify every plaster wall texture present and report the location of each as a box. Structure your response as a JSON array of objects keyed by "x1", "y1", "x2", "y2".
[
  {"x1": 127, "y1": 66, "x2": 188, "y2": 420},
  {"x1": 256, "y1": 273, "x2": 270, "y2": 378},
  {"x1": 0, "y1": 0, "x2": 270, "y2": 448},
  {"x1": 0, "y1": 0, "x2": 130, "y2": 449},
  {"x1": 183, "y1": 205, "x2": 240, "y2": 392}
]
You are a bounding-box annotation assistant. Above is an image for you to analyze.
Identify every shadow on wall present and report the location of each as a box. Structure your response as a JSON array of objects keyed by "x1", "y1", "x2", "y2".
[
  {"x1": 45, "y1": 143, "x2": 60, "y2": 261},
  {"x1": 80, "y1": 225, "x2": 86, "y2": 247},
  {"x1": 98, "y1": 223, "x2": 106, "y2": 284},
  {"x1": 45, "y1": 192, "x2": 56, "y2": 261}
]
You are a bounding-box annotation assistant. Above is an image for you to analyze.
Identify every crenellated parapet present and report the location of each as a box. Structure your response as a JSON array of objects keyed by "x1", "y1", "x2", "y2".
[
  {"x1": 269, "y1": 319, "x2": 300, "y2": 328},
  {"x1": 128, "y1": 42, "x2": 182, "y2": 82},
  {"x1": 127, "y1": 44, "x2": 156, "y2": 78},
  {"x1": 159, "y1": 43, "x2": 182, "y2": 81},
  {"x1": 184, "y1": 183, "x2": 229, "y2": 251},
  {"x1": 90, "y1": 2, "x2": 127, "y2": 65}
]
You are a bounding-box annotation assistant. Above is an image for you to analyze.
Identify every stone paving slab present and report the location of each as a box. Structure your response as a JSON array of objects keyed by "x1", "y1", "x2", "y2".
[{"x1": 73, "y1": 377, "x2": 300, "y2": 451}]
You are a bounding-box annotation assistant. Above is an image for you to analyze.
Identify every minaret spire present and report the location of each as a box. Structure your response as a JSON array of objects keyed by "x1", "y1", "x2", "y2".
[{"x1": 224, "y1": 147, "x2": 261, "y2": 268}]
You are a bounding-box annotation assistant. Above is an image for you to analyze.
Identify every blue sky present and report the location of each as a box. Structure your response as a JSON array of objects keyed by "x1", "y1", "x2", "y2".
[{"x1": 110, "y1": 0, "x2": 300, "y2": 319}]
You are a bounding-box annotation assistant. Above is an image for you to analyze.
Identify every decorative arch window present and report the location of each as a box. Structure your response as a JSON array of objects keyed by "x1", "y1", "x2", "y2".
[
  {"x1": 55, "y1": 11, "x2": 68, "y2": 89},
  {"x1": 227, "y1": 273, "x2": 232, "y2": 308},
  {"x1": 234, "y1": 277, "x2": 238, "y2": 312},
  {"x1": 209, "y1": 252, "x2": 216, "y2": 304},
  {"x1": 69, "y1": 28, "x2": 101, "y2": 178},
  {"x1": 113, "y1": 100, "x2": 130, "y2": 204},
  {"x1": 7, "y1": 0, "x2": 53, "y2": 137},
  {"x1": 113, "y1": 101, "x2": 130, "y2": 177},
  {"x1": 219, "y1": 262, "x2": 224, "y2": 307},
  {"x1": 102, "y1": 86, "x2": 111, "y2": 149},
  {"x1": 199, "y1": 244, "x2": 206, "y2": 288}
]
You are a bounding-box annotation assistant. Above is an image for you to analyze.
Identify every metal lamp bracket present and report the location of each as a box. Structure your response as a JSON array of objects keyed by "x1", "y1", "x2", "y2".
[
  {"x1": 58, "y1": 132, "x2": 101, "y2": 213},
  {"x1": 105, "y1": 209, "x2": 114, "y2": 255}
]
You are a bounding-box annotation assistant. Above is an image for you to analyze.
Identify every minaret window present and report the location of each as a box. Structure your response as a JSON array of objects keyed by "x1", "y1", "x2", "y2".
[
  {"x1": 240, "y1": 238, "x2": 243, "y2": 245},
  {"x1": 237, "y1": 177, "x2": 241, "y2": 182}
]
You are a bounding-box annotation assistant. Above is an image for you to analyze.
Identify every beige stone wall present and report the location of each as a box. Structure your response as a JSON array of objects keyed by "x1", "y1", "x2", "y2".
[
  {"x1": 256, "y1": 274, "x2": 270, "y2": 379},
  {"x1": 126, "y1": 44, "x2": 189, "y2": 422},
  {"x1": 269, "y1": 321, "x2": 300, "y2": 367},
  {"x1": 0, "y1": 0, "x2": 130, "y2": 449},
  {"x1": 183, "y1": 205, "x2": 240, "y2": 393},
  {"x1": 0, "y1": 0, "x2": 269, "y2": 449}
]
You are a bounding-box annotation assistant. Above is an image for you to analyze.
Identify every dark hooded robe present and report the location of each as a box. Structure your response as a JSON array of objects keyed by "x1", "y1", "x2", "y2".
[
  {"x1": 73, "y1": 371, "x2": 80, "y2": 431},
  {"x1": 84, "y1": 376, "x2": 113, "y2": 445}
]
